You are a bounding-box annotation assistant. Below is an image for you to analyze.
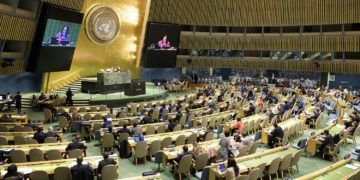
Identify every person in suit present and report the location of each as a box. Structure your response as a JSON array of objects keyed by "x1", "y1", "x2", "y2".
[
  {"x1": 140, "y1": 112, "x2": 151, "y2": 124},
  {"x1": 71, "y1": 156, "x2": 94, "y2": 180},
  {"x1": 131, "y1": 123, "x2": 143, "y2": 136},
  {"x1": 107, "y1": 126, "x2": 117, "y2": 141},
  {"x1": 175, "y1": 145, "x2": 193, "y2": 163},
  {"x1": 66, "y1": 88, "x2": 73, "y2": 106},
  {"x1": 116, "y1": 124, "x2": 131, "y2": 136},
  {"x1": 3, "y1": 164, "x2": 24, "y2": 180},
  {"x1": 66, "y1": 136, "x2": 87, "y2": 155},
  {"x1": 167, "y1": 119, "x2": 177, "y2": 132},
  {"x1": 319, "y1": 130, "x2": 335, "y2": 155},
  {"x1": 97, "y1": 153, "x2": 117, "y2": 174},
  {"x1": 159, "y1": 104, "x2": 167, "y2": 115},
  {"x1": 33, "y1": 128, "x2": 45, "y2": 143},
  {"x1": 45, "y1": 126, "x2": 60, "y2": 140},
  {"x1": 102, "y1": 117, "x2": 112, "y2": 129},
  {"x1": 38, "y1": 93, "x2": 46, "y2": 101},
  {"x1": 14, "y1": 92, "x2": 22, "y2": 113},
  {"x1": 268, "y1": 123, "x2": 284, "y2": 148},
  {"x1": 246, "y1": 103, "x2": 256, "y2": 116}
]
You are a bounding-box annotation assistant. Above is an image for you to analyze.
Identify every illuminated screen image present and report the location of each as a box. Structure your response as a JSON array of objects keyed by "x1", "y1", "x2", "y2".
[
  {"x1": 42, "y1": 19, "x2": 81, "y2": 47},
  {"x1": 143, "y1": 23, "x2": 181, "y2": 68}
]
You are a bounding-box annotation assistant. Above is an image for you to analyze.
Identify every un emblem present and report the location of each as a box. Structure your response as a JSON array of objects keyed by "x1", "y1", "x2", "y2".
[{"x1": 85, "y1": 5, "x2": 120, "y2": 44}]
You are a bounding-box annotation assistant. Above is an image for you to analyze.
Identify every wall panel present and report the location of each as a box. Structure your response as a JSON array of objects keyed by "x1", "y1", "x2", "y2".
[
  {"x1": 0, "y1": 14, "x2": 35, "y2": 41},
  {"x1": 149, "y1": 0, "x2": 360, "y2": 27},
  {"x1": 177, "y1": 56, "x2": 360, "y2": 74},
  {"x1": 179, "y1": 34, "x2": 360, "y2": 52},
  {"x1": 42, "y1": 0, "x2": 85, "y2": 11}
]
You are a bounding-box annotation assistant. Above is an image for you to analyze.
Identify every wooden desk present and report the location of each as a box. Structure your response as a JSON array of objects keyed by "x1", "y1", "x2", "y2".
[
  {"x1": 37, "y1": 100, "x2": 54, "y2": 105},
  {"x1": 0, "y1": 142, "x2": 75, "y2": 155},
  {"x1": 306, "y1": 123, "x2": 345, "y2": 155},
  {"x1": 128, "y1": 129, "x2": 204, "y2": 147},
  {"x1": 57, "y1": 105, "x2": 105, "y2": 113},
  {"x1": 0, "y1": 155, "x2": 118, "y2": 178},
  {"x1": 79, "y1": 111, "x2": 117, "y2": 118},
  {"x1": 224, "y1": 114, "x2": 267, "y2": 131},
  {"x1": 118, "y1": 173, "x2": 161, "y2": 180},
  {"x1": 194, "y1": 109, "x2": 238, "y2": 127},
  {"x1": 296, "y1": 158, "x2": 360, "y2": 180},
  {"x1": 0, "y1": 131, "x2": 63, "y2": 141},
  {"x1": 0, "y1": 114, "x2": 29, "y2": 125},
  {"x1": 209, "y1": 145, "x2": 299, "y2": 180},
  {"x1": 99, "y1": 122, "x2": 167, "y2": 137},
  {"x1": 162, "y1": 139, "x2": 220, "y2": 166},
  {"x1": 261, "y1": 118, "x2": 301, "y2": 144}
]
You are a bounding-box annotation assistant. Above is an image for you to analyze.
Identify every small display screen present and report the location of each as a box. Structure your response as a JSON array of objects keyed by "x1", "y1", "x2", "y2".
[{"x1": 42, "y1": 19, "x2": 81, "y2": 47}]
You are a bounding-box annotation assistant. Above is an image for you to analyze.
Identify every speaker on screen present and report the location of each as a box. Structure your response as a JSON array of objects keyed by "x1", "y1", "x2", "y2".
[
  {"x1": 142, "y1": 22, "x2": 181, "y2": 68},
  {"x1": 27, "y1": 3, "x2": 83, "y2": 73}
]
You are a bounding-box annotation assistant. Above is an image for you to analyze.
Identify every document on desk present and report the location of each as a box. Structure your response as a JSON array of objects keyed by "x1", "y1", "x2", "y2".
[{"x1": 345, "y1": 164, "x2": 359, "y2": 170}]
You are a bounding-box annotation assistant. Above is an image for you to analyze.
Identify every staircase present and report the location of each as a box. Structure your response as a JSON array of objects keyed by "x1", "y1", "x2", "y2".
[
  {"x1": 21, "y1": 78, "x2": 91, "y2": 109},
  {"x1": 53, "y1": 78, "x2": 91, "y2": 106},
  {"x1": 53, "y1": 80, "x2": 82, "y2": 94}
]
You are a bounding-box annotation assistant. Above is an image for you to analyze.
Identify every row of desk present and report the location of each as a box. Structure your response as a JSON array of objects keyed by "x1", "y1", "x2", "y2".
[
  {"x1": 0, "y1": 130, "x2": 63, "y2": 142},
  {"x1": 261, "y1": 118, "x2": 302, "y2": 144},
  {"x1": 209, "y1": 145, "x2": 299, "y2": 180},
  {"x1": 296, "y1": 158, "x2": 360, "y2": 180},
  {"x1": 0, "y1": 142, "x2": 74, "y2": 155},
  {"x1": 0, "y1": 155, "x2": 118, "y2": 178},
  {"x1": 306, "y1": 123, "x2": 345, "y2": 156}
]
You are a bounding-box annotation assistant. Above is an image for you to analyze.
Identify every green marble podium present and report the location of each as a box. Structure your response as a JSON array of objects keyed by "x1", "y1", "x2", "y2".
[{"x1": 97, "y1": 71, "x2": 131, "y2": 85}]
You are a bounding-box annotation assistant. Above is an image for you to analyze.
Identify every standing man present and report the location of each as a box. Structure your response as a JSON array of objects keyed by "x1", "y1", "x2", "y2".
[
  {"x1": 66, "y1": 88, "x2": 74, "y2": 106},
  {"x1": 14, "y1": 92, "x2": 22, "y2": 113}
]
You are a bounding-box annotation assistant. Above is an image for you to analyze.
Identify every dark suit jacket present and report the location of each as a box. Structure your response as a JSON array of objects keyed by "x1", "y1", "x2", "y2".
[
  {"x1": 168, "y1": 122, "x2": 177, "y2": 132},
  {"x1": 45, "y1": 131, "x2": 59, "y2": 138},
  {"x1": 141, "y1": 116, "x2": 151, "y2": 124},
  {"x1": 71, "y1": 164, "x2": 93, "y2": 180},
  {"x1": 97, "y1": 158, "x2": 117, "y2": 174},
  {"x1": 322, "y1": 135, "x2": 335, "y2": 147},
  {"x1": 33, "y1": 132, "x2": 45, "y2": 143},
  {"x1": 176, "y1": 151, "x2": 192, "y2": 163},
  {"x1": 117, "y1": 128, "x2": 131, "y2": 136},
  {"x1": 66, "y1": 141, "x2": 87, "y2": 151},
  {"x1": 271, "y1": 127, "x2": 284, "y2": 138}
]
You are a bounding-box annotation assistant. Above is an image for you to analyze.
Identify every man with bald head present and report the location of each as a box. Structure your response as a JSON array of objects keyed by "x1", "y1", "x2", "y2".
[{"x1": 71, "y1": 156, "x2": 94, "y2": 180}]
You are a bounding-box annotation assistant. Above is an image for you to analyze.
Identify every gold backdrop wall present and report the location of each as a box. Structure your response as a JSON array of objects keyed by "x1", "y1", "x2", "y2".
[{"x1": 44, "y1": 0, "x2": 148, "y2": 92}]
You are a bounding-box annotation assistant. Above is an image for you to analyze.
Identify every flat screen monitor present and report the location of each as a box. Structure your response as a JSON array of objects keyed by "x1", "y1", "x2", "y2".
[
  {"x1": 142, "y1": 22, "x2": 181, "y2": 68},
  {"x1": 27, "y1": 3, "x2": 84, "y2": 73}
]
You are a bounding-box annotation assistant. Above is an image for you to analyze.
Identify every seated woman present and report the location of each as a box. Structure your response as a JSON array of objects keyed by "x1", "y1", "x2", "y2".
[
  {"x1": 192, "y1": 142, "x2": 205, "y2": 158},
  {"x1": 305, "y1": 107, "x2": 321, "y2": 126},
  {"x1": 347, "y1": 121, "x2": 358, "y2": 136}
]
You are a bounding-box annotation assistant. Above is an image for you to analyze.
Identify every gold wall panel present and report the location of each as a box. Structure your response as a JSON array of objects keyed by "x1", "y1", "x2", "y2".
[
  {"x1": 179, "y1": 34, "x2": 360, "y2": 52},
  {"x1": 45, "y1": 0, "x2": 148, "y2": 92},
  {"x1": 149, "y1": 0, "x2": 360, "y2": 26},
  {"x1": 177, "y1": 57, "x2": 360, "y2": 74},
  {"x1": 0, "y1": 60, "x2": 26, "y2": 74},
  {"x1": 0, "y1": 14, "x2": 35, "y2": 41},
  {"x1": 42, "y1": 0, "x2": 85, "y2": 11}
]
